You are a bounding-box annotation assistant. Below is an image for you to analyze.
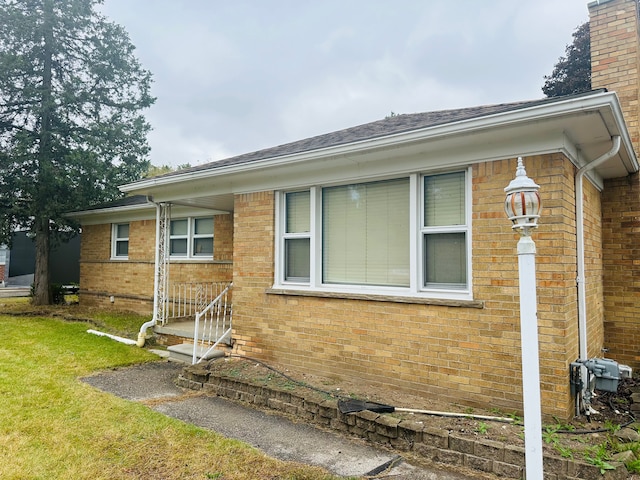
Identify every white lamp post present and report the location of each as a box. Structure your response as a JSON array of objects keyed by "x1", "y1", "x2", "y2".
[{"x1": 504, "y1": 157, "x2": 544, "y2": 480}]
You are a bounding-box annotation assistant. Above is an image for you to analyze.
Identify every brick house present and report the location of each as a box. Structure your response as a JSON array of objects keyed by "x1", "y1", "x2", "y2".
[{"x1": 70, "y1": 0, "x2": 640, "y2": 420}]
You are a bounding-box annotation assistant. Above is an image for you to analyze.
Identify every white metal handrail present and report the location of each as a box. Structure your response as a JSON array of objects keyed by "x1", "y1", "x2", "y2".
[
  {"x1": 192, "y1": 282, "x2": 232, "y2": 364},
  {"x1": 166, "y1": 282, "x2": 228, "y2": 323}
]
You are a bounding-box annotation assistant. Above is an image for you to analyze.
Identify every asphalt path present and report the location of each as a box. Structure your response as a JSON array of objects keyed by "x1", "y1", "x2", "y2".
[{"x1": 82, "y1": 361, "x2": 483, "y2": 479}]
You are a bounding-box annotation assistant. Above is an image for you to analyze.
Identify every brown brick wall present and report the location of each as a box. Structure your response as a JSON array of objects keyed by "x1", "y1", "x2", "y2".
[
  {"x1": 602, "y1": 173, "x2": 640, "y2": 368},
  {"x1": 231, "y1": 154, "x2": 593, "y2": 419},
  {"x1": 79, "y1": 214, "x2": 233, "y2": 314}
]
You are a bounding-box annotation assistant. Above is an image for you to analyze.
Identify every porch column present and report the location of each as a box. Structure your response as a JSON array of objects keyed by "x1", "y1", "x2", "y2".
[{"x1": 153, "y1": 202, "x2": 171, "y2": 325}]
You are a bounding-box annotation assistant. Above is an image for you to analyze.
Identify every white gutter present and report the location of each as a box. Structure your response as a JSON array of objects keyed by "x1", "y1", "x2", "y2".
[
  {"x1": 575, "y1": 135, "x2": 621, "y2": 362},
  {"x1": 136, "y1": 199, "x2": 163, "y2": 347}
]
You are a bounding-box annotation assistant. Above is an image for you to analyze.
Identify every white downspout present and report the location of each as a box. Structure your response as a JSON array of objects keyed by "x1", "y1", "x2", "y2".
[
  {"x1": 136, "y1": 200, "x2": 163, "y2": 347},
  {"x1": 575, "y1": 135, "x2": 621, "y2": 362}
]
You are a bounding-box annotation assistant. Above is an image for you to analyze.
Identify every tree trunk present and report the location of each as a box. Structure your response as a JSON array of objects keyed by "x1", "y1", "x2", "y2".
[
  {"x1": 32, "y1": 217, "x2": 51, "y2": 305},
  {"x1": 32, "y1": 0, "x2": 55, "y2": 305}
]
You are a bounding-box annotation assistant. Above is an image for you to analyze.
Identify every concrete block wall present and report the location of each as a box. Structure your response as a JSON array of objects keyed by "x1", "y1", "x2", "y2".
[
  {"x1": 231, "y1": 154, "x2": 598, "y2": 420},
  {"x1": 178, "y1": 366, "x2": 626, "y2": 480}
]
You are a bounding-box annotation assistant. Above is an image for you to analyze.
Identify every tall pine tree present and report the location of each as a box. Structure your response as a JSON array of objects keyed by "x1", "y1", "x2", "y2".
[{"x1": 0, "y1": 0, "x2": 154, "y2": 304}]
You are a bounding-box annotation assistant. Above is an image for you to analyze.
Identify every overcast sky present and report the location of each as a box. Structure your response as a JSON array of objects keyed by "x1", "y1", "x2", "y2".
[{"x1": 100, "y1": 0, "x2": 590, "y2": 168}]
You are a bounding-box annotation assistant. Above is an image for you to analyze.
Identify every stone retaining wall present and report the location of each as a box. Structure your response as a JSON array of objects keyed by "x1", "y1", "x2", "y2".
[{"x1": 177, "y1": 365, "x2": 628, "y2": 480}]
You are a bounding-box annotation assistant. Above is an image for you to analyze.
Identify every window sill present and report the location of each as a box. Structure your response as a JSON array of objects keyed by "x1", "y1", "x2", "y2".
[
  {"x1": 265, "y1": 288, "x2": 484, "y2": 308},
  {"x1": 169, "y1": 258, "x2": 232, "y2": 264}
]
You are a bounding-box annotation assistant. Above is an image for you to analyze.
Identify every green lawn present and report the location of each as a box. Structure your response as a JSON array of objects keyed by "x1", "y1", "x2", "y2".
[{"x1": 0, "y1": 313, "x2": 338, "y2": 480}]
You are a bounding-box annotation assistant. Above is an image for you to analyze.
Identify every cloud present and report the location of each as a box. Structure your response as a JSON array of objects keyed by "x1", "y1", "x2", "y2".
[{"x1": 101, "y1": 0, "x2": 590, "y2": 167}]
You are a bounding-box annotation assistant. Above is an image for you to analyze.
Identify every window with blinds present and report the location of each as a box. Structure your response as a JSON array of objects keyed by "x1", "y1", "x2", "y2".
[
  {"x1": 423, "y1": 172, "x2": 467, "y2": 288},
  {"x1": 322, "y1": 178, "x2": 410, "y2": 287},
  {"x1": 284, "y1": 191, "x2": 311, "y2": 282},
  {"x1": 277, "y1": 169, "x2": 470, "y2": 297}
]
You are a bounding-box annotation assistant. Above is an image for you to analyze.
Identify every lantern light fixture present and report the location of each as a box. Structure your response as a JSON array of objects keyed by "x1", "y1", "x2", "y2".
[{"x1": 504, "y1": 157, "x2": 541, "y2": 235}]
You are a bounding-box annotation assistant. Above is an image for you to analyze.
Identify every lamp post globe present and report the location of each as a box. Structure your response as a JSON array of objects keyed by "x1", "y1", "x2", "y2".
[{"x1": 504, "y1": 157, "x2": 541, "y2": 236}]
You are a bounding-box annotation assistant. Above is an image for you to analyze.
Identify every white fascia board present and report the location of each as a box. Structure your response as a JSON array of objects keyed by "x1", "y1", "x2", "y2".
[
  {"x1": 66, "y1": 203, "x2": 154, "y2": 225},
  {"x1": 121, "y1": 91, "x2": 637, "y2": 196},
  {"x1": 67, "y1": 202, "x2": 225, "y2": 226}
]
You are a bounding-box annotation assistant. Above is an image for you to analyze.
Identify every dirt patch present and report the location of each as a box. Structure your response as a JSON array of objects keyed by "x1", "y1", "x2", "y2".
[{"x1": 204, "y1": 356, "x2": 640, "y2": 475}]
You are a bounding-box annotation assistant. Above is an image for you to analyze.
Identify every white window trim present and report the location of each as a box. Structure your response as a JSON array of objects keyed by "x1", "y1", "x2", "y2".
[
  {"x1": 111, "y1": 223, "x2": 129, "y2": 260},
  {"x1": 274, "y1": 168, "x2": 473, "y2": 301},
  {"x1": 169, "y1": 216, "x2": 214, "y2": 259}
]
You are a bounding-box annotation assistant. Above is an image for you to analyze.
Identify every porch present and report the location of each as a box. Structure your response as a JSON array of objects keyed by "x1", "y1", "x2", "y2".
[{"x1": 154, "y1": 281, "x2": 233, "y2": 364}]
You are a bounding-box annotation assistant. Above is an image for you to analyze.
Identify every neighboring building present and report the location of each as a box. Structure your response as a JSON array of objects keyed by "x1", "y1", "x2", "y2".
[
  {"x1": 5, "y1": 231, "x2": 80, "y2": 286},
  {"x1": 69, "y1": 0, "x2": 640, "y2": 420},
  {"x1": 0, "y1": 244, "x2": 7, "y2": 286}
]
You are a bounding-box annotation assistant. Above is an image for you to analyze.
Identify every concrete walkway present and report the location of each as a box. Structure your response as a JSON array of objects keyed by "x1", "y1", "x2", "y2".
[
  {"x1": 0, "y1": 286, "x2": 30, "y2": 298},
  {"x1": 82, "y1": 361, "x2": 484, "y2": 479}
]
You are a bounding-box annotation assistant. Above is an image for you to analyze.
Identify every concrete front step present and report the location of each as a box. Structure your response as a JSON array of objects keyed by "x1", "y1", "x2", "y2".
[{"x1": 167, "y1": 343, "x2": 225, "y2": 364}]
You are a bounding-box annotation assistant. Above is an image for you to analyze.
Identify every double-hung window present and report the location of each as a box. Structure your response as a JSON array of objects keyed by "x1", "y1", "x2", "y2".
[
  {"x1": 277, "y1": 169, "x2": 471, "y2": 299},
  {"x1": 112, "y1": 223, "x2": 129, "y2": 259},
  {"x1": 283, "y1": 191, "x2": 311, "y2": 282},
  {"x1": 170, "y1": 217, "x2": 214, "y2": 258},
  {"x1": 421, "y1": 172, "x2": 467, "y2": 289}
]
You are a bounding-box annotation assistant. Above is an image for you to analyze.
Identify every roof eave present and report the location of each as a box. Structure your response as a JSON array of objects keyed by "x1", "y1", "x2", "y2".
[{"x1": 120, "y1": 90, "x2": 638, "y2": 196}]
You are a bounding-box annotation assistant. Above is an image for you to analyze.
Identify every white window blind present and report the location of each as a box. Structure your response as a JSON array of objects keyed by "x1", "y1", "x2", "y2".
[
  {"x1": 322, "y1": 178, "x2": 410, "y2": 287},
  {"x1": 424, "y1": 172, "x2": 465, "y2": 226},
  {"x1": 286, "y1": 191, "x2": 310, "y2": 233}
]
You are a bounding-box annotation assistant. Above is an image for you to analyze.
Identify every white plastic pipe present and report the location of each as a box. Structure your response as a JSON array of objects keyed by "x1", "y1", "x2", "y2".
[
  {"x1": 87, "y1": 329, "x2": 138, "y2": 346},
  {"x1": 574, "y1": 136, "x2": 620, "y2": 363}
]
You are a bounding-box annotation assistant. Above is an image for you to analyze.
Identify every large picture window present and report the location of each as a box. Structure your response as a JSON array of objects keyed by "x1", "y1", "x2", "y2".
[
  {"x1": 277, "y1": 169, "x2": 471, "y2": 299},
  {"x1": 323, "y1": 178, "x2": 409, "y2": 287},
  {"x1": 170, "y1": 217, "x2": 213, "y2": 258}
]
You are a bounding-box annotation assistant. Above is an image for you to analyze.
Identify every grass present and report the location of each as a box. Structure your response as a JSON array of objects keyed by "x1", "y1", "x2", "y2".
[{"x1": 0, "y1": 308, "x2": 339, "y2": 480}]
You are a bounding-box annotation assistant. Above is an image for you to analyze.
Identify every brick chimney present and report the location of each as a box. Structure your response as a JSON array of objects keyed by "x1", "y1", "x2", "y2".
[
  {"x1": 589, "y1": 0, "x2": 640, "y2": 156},
  {"x1": 590, "y1": 0, "x2": 640, "y2": 370}
]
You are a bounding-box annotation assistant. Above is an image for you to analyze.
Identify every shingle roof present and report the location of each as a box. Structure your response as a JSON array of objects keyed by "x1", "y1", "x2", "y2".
[
  {"x1": 152, "y1": 90, "x2": 605, "y2": 180},
  {"x1": 81, "y1": 194, "x2": 148, "y2": 211}
]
